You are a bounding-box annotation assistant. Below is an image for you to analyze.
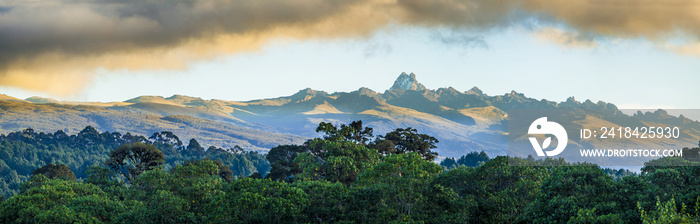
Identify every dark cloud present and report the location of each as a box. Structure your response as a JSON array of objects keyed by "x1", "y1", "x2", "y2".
[
  {"x1": 0, "y1": 0, "x2": 361, "y2": 67},
  {"x1": 0, "y1": 6, "x2": 11, "y2": 14},
  {"x1": 432, "y1": 31, "x2": 489, "y2": 50},
  {"x1": 1, "y1": 0, "x2": 699, "y2": 94}
]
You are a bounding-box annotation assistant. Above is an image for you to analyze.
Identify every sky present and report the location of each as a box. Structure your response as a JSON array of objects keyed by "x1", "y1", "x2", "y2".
[{"x1": 0, "y1": 0, "x2": 699, "y2": 109}]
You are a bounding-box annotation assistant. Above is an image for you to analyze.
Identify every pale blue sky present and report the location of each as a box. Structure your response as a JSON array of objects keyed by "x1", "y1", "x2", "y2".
[{"x1": 3, "y1": 25, "x2": 699, "y2": 109}]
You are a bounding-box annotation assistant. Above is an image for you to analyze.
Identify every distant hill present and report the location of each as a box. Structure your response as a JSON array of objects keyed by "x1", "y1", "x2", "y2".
[
  {"x1": 0, "y1": 94, "x2": 28, "y2": 103},
  {"x1": 25, "y1": 96, "x2": 59, "y2": 104},
  {"x1": 3, "y1": 72, "x2": 699, "y2": 157},
  {"x1": 0, "y1": 101, "x2": 305, "y2": 152}
]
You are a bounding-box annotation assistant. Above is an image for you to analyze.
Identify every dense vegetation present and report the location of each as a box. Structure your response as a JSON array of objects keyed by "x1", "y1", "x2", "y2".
[
  {"x1": 2, "y1": 121, "x2": 700, "y2": 223},
  {"x1": 0, "y1": 127, "x2": 269, "y2": 197}
]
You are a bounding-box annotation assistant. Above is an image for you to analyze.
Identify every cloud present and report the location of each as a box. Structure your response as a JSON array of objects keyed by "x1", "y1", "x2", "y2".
[
  {"x1": 432, "y1": 31, "x2": 489, "y2": 50},
  {"x1": 0, "y1": 0, "x2": 384, "y2": 95},
  {"x1": 533, "y1": 28, "x2": 597, "y2": 48},
  {"x1": 662, "y1": 42, "x2": 700, "y2": 56},
  {"x1": 1, "y1": 0, "x2": 700, "y2": 95}
]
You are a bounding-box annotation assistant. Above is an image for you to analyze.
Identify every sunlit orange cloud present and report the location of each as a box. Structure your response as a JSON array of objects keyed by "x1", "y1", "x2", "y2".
[
  {"x1": 533, "y1": 28, "x2": 597, "y2": 49},
  {"x1": 1, "y1": 0, "x2": 699, "y2": 95}
]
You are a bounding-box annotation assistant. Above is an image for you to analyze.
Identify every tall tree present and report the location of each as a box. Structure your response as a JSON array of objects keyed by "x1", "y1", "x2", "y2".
[
  {"x1": 32, "y1": 164, "x2": 76, "y2": 182},
  {"x1": 440, "y1": 157, "x2": 458, "y2": 169},
  {"x1": 266, "y1": 144, "x2": 306, "y2": 182},
  {"x1": 316, "y1": 120, "x2": 374, "y2": 145},
  {"x1": 457, "y1": 151, "x2": 490, "y2": 167},
  {"x1": 371, "y1": 127, "x2": 439, "y2": 160},
  {"x1": 186, "y1": 138, "x2": 204, "y2": 153},
  {"x1": 149, "y1": 131, "x2": 183, "y2": 147},
  {"x1": 355, "y1": 153, "x2": 443, "y2": 222},
  {"x1": 106, "y1": 143, "x2": 165, "y2": 182},
  {"x1": 295, "y1": 139, "x2": 381, "y2": 185}
]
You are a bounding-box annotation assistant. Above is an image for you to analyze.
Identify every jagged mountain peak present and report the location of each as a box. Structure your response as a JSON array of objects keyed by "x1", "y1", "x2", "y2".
[
  {"x1": 436, "y1": 87, "x2": 462, "y2": 96},
  {"x1": 293, "y1": 88, "x2": 326, "y2": 96},
  {"x1": 466, "y1": 86, "x2": 483, "y2": 96},
  {"x1": 559, "y1": 96, "x2": 581, "y2": 108},
  {"x1": 390, "y1": 72, "x2": 427, "y2": 91},
  {"x1": 648, "y1": 109, "x2": 672, "y2": 118},
  {"x1": 354, "y1": 87, "x2": 380, "y2": 96},
  {"x1": 289, "y1": 88, "x2": 328, "y2": 103},
  {"x1": 504, "y1": 90, "x2": 525, "y2": 98}
]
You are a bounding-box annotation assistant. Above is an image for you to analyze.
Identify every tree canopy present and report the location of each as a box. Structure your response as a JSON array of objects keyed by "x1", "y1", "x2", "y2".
[
  {"x1": 31, "y1": 163, "x2": 76, "y2": 182},
  {"x1": 1, "y1": 123, "x2": 700, "y2": 223},
  {"x1": 106, "y1": 143, "x2": 165, "y2": 182},
  {"x1": 0, "y1": 126, "x2": 270, "y2": 197}
]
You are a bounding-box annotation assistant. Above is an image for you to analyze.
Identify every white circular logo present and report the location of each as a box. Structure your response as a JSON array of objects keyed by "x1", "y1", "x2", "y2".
[{"x1": 528, "y1": 117, "x2": 568, "y2": 156}]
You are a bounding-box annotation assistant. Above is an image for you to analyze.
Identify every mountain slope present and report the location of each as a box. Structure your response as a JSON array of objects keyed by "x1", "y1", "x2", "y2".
[
  {"x1": 6, "y1": 72, "x2": 700, "y2": 158},
  {"x1": 0, "y1": 100, "x2": 305, "y2": 152}
]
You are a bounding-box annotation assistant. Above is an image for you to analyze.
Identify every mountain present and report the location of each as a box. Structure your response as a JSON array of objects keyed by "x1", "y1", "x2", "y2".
[
  {"x1": 0, "y1": 72, "x2": 698, "y2": 158},
  {"x1": 25, "y1": 96, "x2": 59, "y2": 104},
  {"x1": 0, "y1": 100, "x2": 305, "y2": 152},
  {"x1": 390, "y1": 72, "x2": 427, "y2": 91},
  {"x1": 0, "y1": 94, "x2": 28, "y2": 103}
]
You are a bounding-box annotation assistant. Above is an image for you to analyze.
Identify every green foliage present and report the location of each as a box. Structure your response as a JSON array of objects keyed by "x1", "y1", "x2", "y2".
[
  {"x1": 640, "y1": 158, "x2": 700, "y2": 215},
  {"x1": 5, "y1": 122, "x2": 700, "y2": 223},
  {"x1": 32, "y1": 163, "x2": 76, "y2": 182},
  {"x1": 354, "y1": 153, "x2": 443, "y2": 222},
  {"x1": 267, "y1": 121, "x2": 385, "y2": 184},
  {"x1": 294, "y1": 180, "x2": 349, "y2": 223},
  {"x1": 114, "y1": 159, "x2": 227, "y2": 223},
  {"x1": 568, "y1": 208, "x2": 624, "y2": 224},
  {"x1": 84, "y1": 165, "x2": 125, "y2": 198},
  {"x1": 527, "y1": 165, "x2": 625, "y2": 223},
  {"x1": 440, "y1": 151, "x2": 491, "y2": 170},
  {"x1": 184, "y1": 159, "x2": 235, "y2": 182},
  {"x1": 315, "y1": 120, "x2": 374, "y2": 145},
  {"x1": 0, "y1": 175, "x2": 126, "y2": 223},
  {"x1": 456, "y1": 150, "x2": 490, "y2": 167},
  {"x1": 431, "y1": 156, "x2": 549, "y2": 223},
  {"x1": 296, "y1": 139, "x2": 381, "y2": 185},
  {"x1": 186, "y1": 138, "x2": 204, "y2": 154},
  {"x1": 439, "y1": 157, "x2": 458, "y2": 169},
  {"x1": 171, "y1": 148, "x2": 270, "y2": 178},
  {"x1": 371, "y1": 127, "x2": 439, "y2": 161},
  {"x1": 0, "y1": 127, "x2": 270, "y2": 197},
  {"x1": 0, "y1": 137, "x2": 110, "y2": 197},
  {"x1": 149, "y1": 131, "x2": 183, "y2": 148},
  {"x1": 268, "y1": 120, "x2": 438, "y2": 184},
  {"x1": 106, "y1": 143, "x2": 165, "y2": 183},
  {"x1": 210, "y1": 178, "x2": 308, "y2": 224},
  {"x1": 266, "y1": 144, "x2": 306, "y2": 182},
  {"x1": 604, "y1": 168, "x2": 637, "y2": 180},
  {"x1": 639, "y1": 197, "x2": 697, "y2": 224}
]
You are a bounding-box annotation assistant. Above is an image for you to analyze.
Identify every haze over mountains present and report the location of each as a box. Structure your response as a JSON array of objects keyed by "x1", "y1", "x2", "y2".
[{"x1": 0, "y1": 72, "x2": 698, "y2": 158}]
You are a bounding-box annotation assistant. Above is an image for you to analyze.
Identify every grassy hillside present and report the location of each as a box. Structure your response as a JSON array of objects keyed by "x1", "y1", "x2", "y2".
[{"x1": 0, "y1": 101, "x2": 305, "y2": 152}]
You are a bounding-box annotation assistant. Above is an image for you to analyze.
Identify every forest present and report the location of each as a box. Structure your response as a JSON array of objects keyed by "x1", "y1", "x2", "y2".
[
  {"x1": 1, "y1": 121, "x2": 700, "y2": 223},
  {"x1": 0, "y1": 126, "x2": 269, "y2": 197}
]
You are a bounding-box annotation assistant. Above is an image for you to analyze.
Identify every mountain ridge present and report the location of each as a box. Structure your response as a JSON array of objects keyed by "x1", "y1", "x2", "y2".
[{"x1": 4, "y1": 72, "x2": 699, "y2": 157}]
